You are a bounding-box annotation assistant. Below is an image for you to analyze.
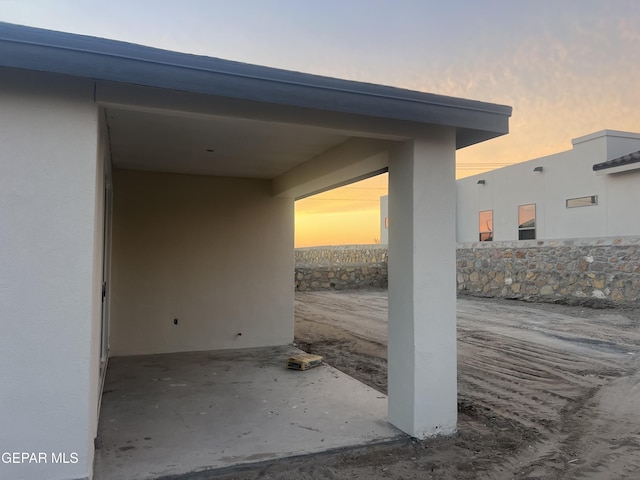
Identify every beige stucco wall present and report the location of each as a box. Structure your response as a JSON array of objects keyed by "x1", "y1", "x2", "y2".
[
  {"x1": 0, "y1": 69, "x2": 102, "y2": 480},
  {"x1": 109, "y1": 170, "x2": 294, "y2": 356},
  {"x1": 92, "y1": 109, "x2": 109, "y2": 426}
]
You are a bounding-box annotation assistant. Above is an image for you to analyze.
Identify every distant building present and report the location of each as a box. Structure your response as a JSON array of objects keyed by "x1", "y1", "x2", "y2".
[
  {"x1": 380, "y1": 195, "x2": 389, "y2": 244},
  {"x1": 457, "y1": 130, "x2": 640, "y2": 242},
  {"x1": 381, "y1": 129, "x2": 640, "y2": 244}
]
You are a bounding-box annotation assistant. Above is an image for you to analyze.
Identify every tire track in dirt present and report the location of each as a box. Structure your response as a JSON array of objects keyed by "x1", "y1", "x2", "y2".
[
  {"x1": 457, "y1": 299, "x2": 640, "y2": 479},
  {"x1": 459, "y1": 330, "x2": 622, "y2": 434},
  {"x1": 292, "y1": 291, "x2": 640, "y2": 479}
]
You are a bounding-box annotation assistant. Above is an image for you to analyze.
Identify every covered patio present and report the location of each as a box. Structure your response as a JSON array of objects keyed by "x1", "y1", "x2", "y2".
[{"x1": 94, "y1": 346, "x2": 400, "y2": 479}]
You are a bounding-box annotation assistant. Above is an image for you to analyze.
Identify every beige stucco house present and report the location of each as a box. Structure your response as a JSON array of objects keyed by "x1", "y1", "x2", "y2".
[{"x1": 0, "y1": 22, "x2": 511, "y2": 480}]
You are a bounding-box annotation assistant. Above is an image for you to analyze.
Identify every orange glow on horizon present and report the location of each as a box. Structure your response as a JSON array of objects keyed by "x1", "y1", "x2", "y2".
[
  {"x1": 293, "y1": 157, "x2": 529, "y2": 247},
  {"x1": 295, "y1": 174, "x2": 387, "y2": 248},
  {"x1": 293, "y1": 158, "x2": 532, "y2": 247}
]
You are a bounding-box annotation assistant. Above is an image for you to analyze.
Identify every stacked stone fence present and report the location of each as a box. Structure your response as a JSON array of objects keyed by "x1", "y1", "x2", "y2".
[
  {"x1": 457, "y1": 236, "x2": 640, "y2": 307},
  {"x1": 295, "y1": 238, "x2": 640, "y2": 307},
  {"x1": 295, "y1": 245, "x2": 387, "y2": 291}
]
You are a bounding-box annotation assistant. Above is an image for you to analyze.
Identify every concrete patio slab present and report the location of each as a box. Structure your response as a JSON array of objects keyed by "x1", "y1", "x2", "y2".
[{"x1": 94, "y1": 346, "x2": 401, "y2": 479}]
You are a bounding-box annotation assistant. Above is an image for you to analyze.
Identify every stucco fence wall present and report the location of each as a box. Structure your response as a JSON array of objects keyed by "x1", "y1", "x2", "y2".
[{"x1": 295, "y1": 238, "x2": 640, "y2": 306}]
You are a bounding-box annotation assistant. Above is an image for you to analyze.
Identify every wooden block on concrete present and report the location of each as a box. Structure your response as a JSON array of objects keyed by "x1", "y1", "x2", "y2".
[{"x1": 286, "y1": 353, "x2": 323, "y2": 371}]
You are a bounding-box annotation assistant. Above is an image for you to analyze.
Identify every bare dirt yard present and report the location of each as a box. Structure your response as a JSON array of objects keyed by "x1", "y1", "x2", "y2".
[{"x1": 215, "y1": 291, "x2": 640, "y2": 480}]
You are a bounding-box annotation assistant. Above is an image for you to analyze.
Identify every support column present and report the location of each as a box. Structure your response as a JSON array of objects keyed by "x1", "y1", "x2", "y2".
[{"x1": 387, "y1": 128, "x2": 457, "y2": 438}]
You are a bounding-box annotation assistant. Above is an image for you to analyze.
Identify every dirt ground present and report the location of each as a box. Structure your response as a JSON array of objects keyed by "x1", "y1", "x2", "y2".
[{"x1": 213, "y1": 291, "x2": 640, "y2": 480}]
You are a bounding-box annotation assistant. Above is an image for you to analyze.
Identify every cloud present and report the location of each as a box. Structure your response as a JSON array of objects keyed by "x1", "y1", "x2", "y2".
[{"x1": 408, "y1": 7, "x2": 640, "y2": 176}]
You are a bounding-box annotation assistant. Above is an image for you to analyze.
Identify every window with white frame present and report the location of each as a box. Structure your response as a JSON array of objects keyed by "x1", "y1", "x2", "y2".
[
  {"x1": 518, "y1": 204, "x2": 536, "y2": 240},
  {"x1": 479, "y1": 210, "x2": 493, "y2": 241},
  {"x1": 566, "y1": 195, "x2": 597, "y2": 208}
]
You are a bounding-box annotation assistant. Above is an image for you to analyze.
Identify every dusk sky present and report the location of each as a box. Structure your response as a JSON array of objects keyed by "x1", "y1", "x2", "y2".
[{"x1": 3, "y1": 0, "x2": 639, "y2": 246}]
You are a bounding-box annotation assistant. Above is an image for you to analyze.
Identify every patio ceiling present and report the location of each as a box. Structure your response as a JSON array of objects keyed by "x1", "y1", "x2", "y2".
[
  {"x1": 0, "y1": 21, "x2": 512, "y2": 181},
  {"x1": 106, "y1": 106, "x2": 352, "y2": 178}
]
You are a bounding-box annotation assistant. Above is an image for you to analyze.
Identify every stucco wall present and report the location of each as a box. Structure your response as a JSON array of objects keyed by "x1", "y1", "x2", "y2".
[
  {"x1": 110, "y1": 170, "x2": 294, "y2": 356},
  {"x1": 0, "y1": 70, "x2": 101, "y2": 480},
  {"x1": 456, "y1": 131, "x2": 640, "y2": 243},
  {"x1": 380, "y1": 195, "x2": 389, "y2": 244},
  {"x1": 457, "y1": 237, "x2": 640, "y2": 306},
  {"x1": 89, "y1": 108, "x2": 109, "y2": 468},
  {"x1": 605, "y1": 170, "x2": 640, "y2": 236}
]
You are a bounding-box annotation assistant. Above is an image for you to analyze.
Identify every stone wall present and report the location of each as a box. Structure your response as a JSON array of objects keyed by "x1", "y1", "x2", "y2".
[
  {"x1": 295, "y1": 245, "x2": 387, "y2": 291},
  {"x1": 457, "y1": 237, "x2": 640, "y2": 307},
  {"x1": 295, "y1": 239, "x2": 640, "y2": 306},
  {"x1": 295, "y1": 245, "x2": 388, "y2": 266}
]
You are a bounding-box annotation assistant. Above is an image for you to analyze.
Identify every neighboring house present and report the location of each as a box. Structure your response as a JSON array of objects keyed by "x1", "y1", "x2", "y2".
[
  {"x1": 457, "y1": 130, "x2": 640, "y2": 242},
  {"x1": 0, "y1": 23, "x2": 510, "y2": 480},
  {"x1": 380, "y1": 195, "x2": 389, "y2": 244},
  {"x1": 380, "y1": 130, "x2": 640, "y2": 244}
]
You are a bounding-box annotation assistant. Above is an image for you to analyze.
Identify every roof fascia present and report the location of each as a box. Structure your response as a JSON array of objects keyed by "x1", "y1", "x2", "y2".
[{"x1": 0, "y1": 22, "x2": 511, "y2": 147}]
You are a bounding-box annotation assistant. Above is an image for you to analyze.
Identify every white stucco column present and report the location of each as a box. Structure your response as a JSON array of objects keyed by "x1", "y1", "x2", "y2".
[{"x1": 387, "y1": 129, "x2": 457, "y2": 438}]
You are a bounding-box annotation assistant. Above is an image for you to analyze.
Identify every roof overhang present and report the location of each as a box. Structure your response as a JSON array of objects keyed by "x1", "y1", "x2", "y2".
[
  {"x1": 0, "y1": 21, "x2": 511, "y2": 151},
  {"x1": 593, "y1": 150, "x2": 640, "y2": 175}
]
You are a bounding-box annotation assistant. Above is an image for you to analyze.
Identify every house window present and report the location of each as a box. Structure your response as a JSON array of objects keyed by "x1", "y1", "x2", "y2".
[
  {"x1": 518, "y1": 204, "x2": 536, "y2": 240},
  {"x1": 479, "y1": 210, "x2": 493, "y2": 241},
  {"x1": 566, "y1": 195, "x2": 597, "y2": 208}
]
